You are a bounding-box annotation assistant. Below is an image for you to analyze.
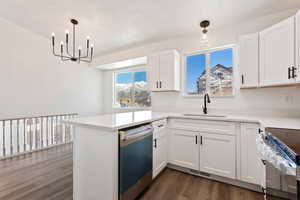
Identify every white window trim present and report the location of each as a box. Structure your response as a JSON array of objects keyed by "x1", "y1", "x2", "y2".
[
  {"x1": 112, "y1": 65, "x2": 151, "y2": 109},
  {"x1": 182, "y1": 44, "x2": 237, "y2": 98}
]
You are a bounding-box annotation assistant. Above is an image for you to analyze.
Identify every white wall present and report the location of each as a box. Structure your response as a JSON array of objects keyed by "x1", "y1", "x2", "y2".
[
  {"x1": 0, "y1": 17, "x2": 103, "y2": 119},
  {"x1": 98, "y1": 9, "x2": 300, "y2": 117}
]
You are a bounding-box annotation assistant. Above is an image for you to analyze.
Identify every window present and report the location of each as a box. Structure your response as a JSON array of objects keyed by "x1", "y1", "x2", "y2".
[
  {"x1": 185, "y1": 47, "x2": 234, "y2": 97},
  {"x1": 114, "y1": 69, "x2": 151, "y2": 108}
]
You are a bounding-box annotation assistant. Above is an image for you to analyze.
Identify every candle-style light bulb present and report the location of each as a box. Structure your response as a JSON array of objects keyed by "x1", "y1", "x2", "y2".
[
  {"x1": 78, "y1": 46, "x2": 82, "y2": 63},
  {"x1": 51, "y1": 32, "x2": 55, "y2": 46},
  {"x1": 90, "y1": 44, "x2": 94, "y2": 59},
  {"x1": 65, "y1": 30, "x2": 69, "y2": 44},
  {"x1": 86, "y1": 36, "x2": 90, "y2": 49},
  {"x1": 60, "y1": 41, "x2": 64, "y2": 56}
]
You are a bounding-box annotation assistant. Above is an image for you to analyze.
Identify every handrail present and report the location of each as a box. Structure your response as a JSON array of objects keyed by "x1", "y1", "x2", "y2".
[
  {"x1": 0, "y1": 113, "x2": 77, "y2": 160},
  {"x1": 0, "y1": 113, "x2": 78, "y2": 122}
]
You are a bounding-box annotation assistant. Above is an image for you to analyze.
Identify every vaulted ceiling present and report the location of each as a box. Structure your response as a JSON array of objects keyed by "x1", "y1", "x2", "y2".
[{"x1": 1, "y1": 0, "x2": 299, "y2": 56}]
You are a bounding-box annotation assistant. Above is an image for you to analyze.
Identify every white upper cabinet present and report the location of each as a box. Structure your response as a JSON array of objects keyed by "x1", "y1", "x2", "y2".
[
  {"x1": 148, "y1": 50, "x2": 180, "y2": 92},
  {"x1": 148, "y1": 53, "x2": 160, "y2": 92},
  {"x1": 240, "y1": 123, "x2": 265, "y2": 186},
  {"x1": 239, "y1": 33, "x2": 259, "y2": 88},
  {"x1": 259, "y1": 16, "x2": 296, "y2": 86},
  {"x1": 168, "y1": 129, "x2": 199, "y2": 170},
  {"x1": 199, "y1": 132, "x2": 236, "y2": 179},
  {"x1": 296, "y1": 11, "x2": 300, "y2": 82}
]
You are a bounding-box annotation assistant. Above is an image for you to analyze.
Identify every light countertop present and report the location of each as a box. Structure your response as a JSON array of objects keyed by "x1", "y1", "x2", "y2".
[{"x1": 66, "y1": 111, "x2": 300, "y2": 131}]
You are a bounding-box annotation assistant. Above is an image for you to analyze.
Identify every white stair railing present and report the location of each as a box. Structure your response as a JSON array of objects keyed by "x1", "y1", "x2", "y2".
[{"x1": 0, "y1": 113, "x2": 77, "y2": 160}]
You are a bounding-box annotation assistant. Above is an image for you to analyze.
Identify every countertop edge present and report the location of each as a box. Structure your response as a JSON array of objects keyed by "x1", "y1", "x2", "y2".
[{"x1": 64, "y1": 112, "x2": 300, "y2": 131}]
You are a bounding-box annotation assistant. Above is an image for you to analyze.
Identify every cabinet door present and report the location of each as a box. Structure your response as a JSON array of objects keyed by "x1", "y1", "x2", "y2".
[
  {"x1": 159, "y1": 50, "x2": 180, "y2": 91},
  {"x1": 239, "y1": 33, "x2": 259, "y2": 88},
  {"x1": 148, "y1": 53, "x2": 160, "y2": 91},
  {"x1": 200, "y1": 132, "x2": 236, "y2": 179},
  {"x1": 153, "y1": 131, "x2": 159, "y2": 178},
  {"x1": 259, "y1": 16, "x2": 295, "y2": 86},
  {"x1": 157, "y1": 129, "x2": 168, "y2": 176},
  {"x1": 240, "y1": 123, "x2": 265, "y2": 185},
  {"x1": 168, "y1": 129, "x2": 199, "y2": 170},
  {"x1": 296, "y1": 11, "x2": 300, "y2": 82}
]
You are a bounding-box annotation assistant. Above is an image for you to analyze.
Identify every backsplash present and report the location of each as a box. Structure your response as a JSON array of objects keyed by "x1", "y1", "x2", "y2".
[{"x1": 151, "y1": 86, "x2": 300, "y2": 117}]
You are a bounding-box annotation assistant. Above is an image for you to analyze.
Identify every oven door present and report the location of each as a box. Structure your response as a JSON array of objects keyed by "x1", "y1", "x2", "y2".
[{"x1": 257, "y1": 133, "x2": 298, "y2": 199}]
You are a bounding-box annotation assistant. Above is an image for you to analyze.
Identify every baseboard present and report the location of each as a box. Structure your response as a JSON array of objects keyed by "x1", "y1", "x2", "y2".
[{"x1": 167, "y1": 164, "x2": 263, "y2": 193}]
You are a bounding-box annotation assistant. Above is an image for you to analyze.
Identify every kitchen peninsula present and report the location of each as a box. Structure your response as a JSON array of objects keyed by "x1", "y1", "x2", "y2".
[{"x1": 68, "y1": 111, "x2": 300, "y2": 200}]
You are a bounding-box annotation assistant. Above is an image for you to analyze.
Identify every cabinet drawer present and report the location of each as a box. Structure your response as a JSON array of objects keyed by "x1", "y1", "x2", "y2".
[{"x1": 169, "y1": 118, "x2": 236, "y2": 135}]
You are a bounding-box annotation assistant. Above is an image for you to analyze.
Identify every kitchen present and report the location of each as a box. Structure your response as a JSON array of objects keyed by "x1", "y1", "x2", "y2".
[
  {"x1": 70, "y1": 7, "x2": 300, "y2": 200},
  {"x1": 0, "y1": 1, "x2": 300, "y2": 200}
]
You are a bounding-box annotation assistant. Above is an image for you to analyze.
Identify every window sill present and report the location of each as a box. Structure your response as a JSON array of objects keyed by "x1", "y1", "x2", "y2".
[
  {"x1": 182, "y1": 94, "x2": 235, "y2": 99},
  {"x1": 112, "y1": 106, "x2": 152, "y2": 110}
]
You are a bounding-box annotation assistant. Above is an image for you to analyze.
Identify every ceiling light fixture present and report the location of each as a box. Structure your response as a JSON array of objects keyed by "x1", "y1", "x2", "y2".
[
  {"x1": 200, "y1": 20, "x2": 210, "y2": 40},
  {"x1": 51, "y1": 19, "x2": 94, "y2": 63}
]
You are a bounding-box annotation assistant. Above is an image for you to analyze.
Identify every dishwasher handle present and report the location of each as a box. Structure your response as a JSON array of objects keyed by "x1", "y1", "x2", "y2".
[{"x1": 123, "y1": 129, "x2": 152, "y2": 140}]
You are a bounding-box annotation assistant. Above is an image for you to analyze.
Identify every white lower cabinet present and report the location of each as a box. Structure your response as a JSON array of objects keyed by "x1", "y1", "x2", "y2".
[
  {"x1": 168, "y1": 129, "x2": 199, "y2": 170},
  {"x1": 153, "y1": 127, "x2": 168, "y2": 178},
  {"x1": 167, "y1": 119, "x2": 265, "y2": 186},
  {"x1": 199, "y1": 132, "x2": 236, "y2": 179},
  {"x1": 168, "y1": 127, "x2": 236, "y2": 179},
  {"x1": 240, "y1": 123, "x2": 265, "y2": 185}
]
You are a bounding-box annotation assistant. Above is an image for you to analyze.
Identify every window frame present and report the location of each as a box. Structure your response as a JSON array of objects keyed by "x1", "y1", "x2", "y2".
[
  {"x1": 183, "y1": 44, "x2": 237, "y2": 98},
  {"x1": 112, "y1": 65, "x2": 151, "y2": 109}
]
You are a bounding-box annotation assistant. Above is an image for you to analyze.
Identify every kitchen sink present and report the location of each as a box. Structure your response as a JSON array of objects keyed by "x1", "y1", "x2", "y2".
[{"x1": 183, "y1": 113, "x2": 226, "y2": 118}]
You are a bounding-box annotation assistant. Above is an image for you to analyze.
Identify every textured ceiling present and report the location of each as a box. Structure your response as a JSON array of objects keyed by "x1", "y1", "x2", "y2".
[{"x1": 1, "y1": 0, "x2": 300, "y2": 56}]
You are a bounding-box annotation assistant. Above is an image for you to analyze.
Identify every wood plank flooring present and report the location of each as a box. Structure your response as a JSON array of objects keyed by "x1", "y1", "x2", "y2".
[
  {"x1": 0, "y1": 145, "x2": 281, "y2": 200},
  {"x1": 141, "y1": 168, "x2": 275, "y2": 200},
  {"x1": 0, "y1": 144, "x2": 73, "y2": 200}
]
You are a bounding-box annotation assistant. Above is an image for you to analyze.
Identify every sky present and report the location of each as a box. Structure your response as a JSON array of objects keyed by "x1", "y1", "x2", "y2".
[
  {"x1": 187, "y1": 48, "x2": 233, "y2": 93},
  {"x1": 117, "y1": 71, "x2": 147, "y2": 84}
]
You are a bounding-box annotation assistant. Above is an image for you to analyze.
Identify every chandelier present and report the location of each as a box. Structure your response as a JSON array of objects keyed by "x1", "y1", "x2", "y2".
[{"x1": 51, "y1": 19, "x2": 94, "y2": 63}]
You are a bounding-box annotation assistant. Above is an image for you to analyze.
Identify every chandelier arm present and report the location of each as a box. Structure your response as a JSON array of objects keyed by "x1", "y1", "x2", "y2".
[
  {"x1": 53, "y1": 53, "x2": 72, "y2": 59},
  {"x1": 61, "y1": 58, "x2": 71, "y2": 61},
  {"x1": 52, "y1": 46, "x2": 59, "y2": 56},
  {"x1": 65, "y1": 50, "x2": 73, "y2": 57},
  {"x1": 80, "y1": 58, "x2": 92, "y2": 63},
  {"x1": 65, "y1": 43, "x2": 73, "y2": 57},
  {"x1": 80, "y1": 54, "x2": 89, "y2": 59},
  {"x1": 80, "y1": 47, "x2": 93, "y2": 59}
]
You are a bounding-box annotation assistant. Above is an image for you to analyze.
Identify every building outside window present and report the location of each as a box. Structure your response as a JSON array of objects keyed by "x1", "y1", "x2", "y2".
[
  {"x1": 185, "y1": 46, "x2": 235, "y2": 97},
  {"x1": 114, "y1": 68, "x2": 151, "y2": 108}
]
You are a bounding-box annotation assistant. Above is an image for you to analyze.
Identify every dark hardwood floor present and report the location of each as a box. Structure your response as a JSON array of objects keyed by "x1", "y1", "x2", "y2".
[
  {"x1": 140, "y1": 168, "x2": 269, "y2": 200},
  {"x1": 0, "y1": 145, "x2": 281, "y2": 200},
  {"x1": 0, "y1": 144, "x2": 73, "y2": 200}
]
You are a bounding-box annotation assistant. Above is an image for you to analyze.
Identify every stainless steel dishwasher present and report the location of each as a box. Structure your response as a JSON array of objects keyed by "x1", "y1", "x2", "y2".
[{"x1": 118, "y1": 123, "x2": 153, "y2": 200}]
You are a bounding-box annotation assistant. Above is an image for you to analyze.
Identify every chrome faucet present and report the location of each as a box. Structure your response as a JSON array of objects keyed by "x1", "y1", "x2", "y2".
[{"x1": 203, "y1": 93, "x2": 211, "y2": 115}]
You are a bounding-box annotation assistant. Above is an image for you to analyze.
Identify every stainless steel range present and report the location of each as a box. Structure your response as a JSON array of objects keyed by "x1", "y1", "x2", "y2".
[{"x1": 257, "y1": 128, "x2": 300, "y2": 200}]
